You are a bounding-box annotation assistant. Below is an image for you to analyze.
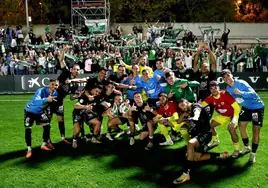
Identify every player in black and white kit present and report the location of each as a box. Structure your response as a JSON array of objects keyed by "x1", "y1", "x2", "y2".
[
  {"x1": 173, "y1": 99, "x2": 228, "y2": 185},
  {"x1": 128, "y1": 92, "x2": 157, "y2": 150},
  {"x1": 49, "y1": 46, "x2": 85, "y2": 144},
  {"x1": 72, "y1": 86, "x2": 103, "y2": 148},
  {"x1": 193, "y1": 42, "x2": 217, "y2": 118}
]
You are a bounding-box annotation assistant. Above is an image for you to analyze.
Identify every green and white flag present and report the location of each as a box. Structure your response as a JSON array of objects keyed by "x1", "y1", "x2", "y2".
[
  {"x1": 64, "y1": 54, "x2": 81, "y2": 62},
  {"x1": 85, "y1": 19, "x2": 107, "y2": 33}
]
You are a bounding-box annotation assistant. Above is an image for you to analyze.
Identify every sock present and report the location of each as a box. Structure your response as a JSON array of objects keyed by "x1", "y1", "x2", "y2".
[
  {"x1": 73, "y1": 135, "x2": 79, "y2": 140},
  {"x1": 184, "y1": 160, "x2": 194, "y2": 174},
  {"x1": 180, "y1": 128, "x2": 190, "y2": 144},
  {"x1": 210, "y1": 153, "x2": 221, "y2": 159},
  {"x1": 171, "y1": 128, "x2": 177, "y2": 136},
  {"x1": 92, "y1": 134, "x2": 97, "y2": 139},
  {"x1": 43, "y1": 125, "x2": 51, "y2": 143},
  {"x1": 42, "y1": 142, "x2": 47, "y2": 146},
  {"x1": 134, "y1": 118, "x2": 138, "y2": 125},
  {"x1": 117, "y1": 127, "x2": 123, "y2": 132},
  {"x1": 27, "y1": 146, "x2": 32, "y2": 151},
  {"x1": 234, "y1": 142, "x2": 240, "y2": 150},
  {"x1": 58, "y1": 121, "x2": 65, "y2": 138},
  {"x1": 25, "y1": 128, "x2": 32, "y2": 147},
  {"x1": 242, "y1": 138, "x2": 249, "y2": 146},
  {"x1": 100, "y1": 125, "x2": 104, "y2": 133},
  {"x1": 212, "y1": 135, "x2": 219, "y2": 141},
  {"x1": 252, "y1": 143, "x2": 258, "y2": 153},
  {"x1": 159, "y1": 123, "x2": 171, "y2": 141},
  {"x1": 149, "y1": 136, "x2": 153, "y2": 143},
  {"x1": 80, "y1": 124, "x2": 85, "y2": 137},
  {"x1": 135, "y1": 124, "x2": 140, "y2": 131}
]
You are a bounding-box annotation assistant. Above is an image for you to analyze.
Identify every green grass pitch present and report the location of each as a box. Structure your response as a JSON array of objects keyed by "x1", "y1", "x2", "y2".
[{"x1": 0, "y1": 93, "x2": 268, "y2": 188}]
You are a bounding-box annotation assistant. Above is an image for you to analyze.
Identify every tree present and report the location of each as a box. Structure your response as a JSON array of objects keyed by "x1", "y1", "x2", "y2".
[
  {"x1": 0, "y1": 0, "x2": 26, "y2": 25},
  {"x1": 182, "y1": 0, "x2": 201, "y2": 22},
  {"x1": 3, "y1": 0, "x2": 268, "y2": 24},
  {"x1": 195, "y1": 0, "x2": 236, "y2": 22},
  {"x1": 235, "y1": 0, "x2": 268, "y2": 22},
  {"x1": 110, "y1": 0, "x2": 177, "y2": 23}
]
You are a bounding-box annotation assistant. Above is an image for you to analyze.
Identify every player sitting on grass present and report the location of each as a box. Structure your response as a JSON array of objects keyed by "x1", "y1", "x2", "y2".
[
  {"x1": 202, "y1": 81, "x2": 241, "y2": 158},
  {"x1": 24, "y1": 79, "x2": 58, "y2": 158}
]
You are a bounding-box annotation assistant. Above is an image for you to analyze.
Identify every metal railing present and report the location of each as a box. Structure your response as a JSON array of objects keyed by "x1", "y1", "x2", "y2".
[{"x1": 72, "y1": 0, "x2": 105, "y2": 7}]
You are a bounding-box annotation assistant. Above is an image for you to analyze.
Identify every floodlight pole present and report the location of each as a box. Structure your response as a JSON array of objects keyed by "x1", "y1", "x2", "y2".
[{"x1": 25, "y1": 0, "x2": 30, "y2": 33}]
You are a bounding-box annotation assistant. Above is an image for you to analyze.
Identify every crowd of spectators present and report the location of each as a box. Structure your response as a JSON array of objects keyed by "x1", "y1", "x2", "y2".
[{"x1": 0, "y1": 23, "x2": 267, "y2": 76}]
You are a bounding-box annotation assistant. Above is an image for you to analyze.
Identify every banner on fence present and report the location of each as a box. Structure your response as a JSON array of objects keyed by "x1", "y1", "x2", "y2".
[
  {"x1": 0, "y1": 72, "x2": 267, "y2": 93},
  {"x1": 0, "y1": 74, "x2": 96, "y2": 93},
  {"x1": 85, "y1": 19, "x2": 107, "y2": 33},
  {"x1": 216, "y1": 72, "x2": 268, "y2": 90}
]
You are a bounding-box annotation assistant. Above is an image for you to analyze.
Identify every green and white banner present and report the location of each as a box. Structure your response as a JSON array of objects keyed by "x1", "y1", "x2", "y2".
[{"x1": 85, "y1": 19, "x2": 107, "y2": 33}]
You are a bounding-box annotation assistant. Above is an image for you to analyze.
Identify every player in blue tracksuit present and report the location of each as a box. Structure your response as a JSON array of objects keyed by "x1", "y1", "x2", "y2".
[
  {"x1": 141, "y1": 69, "x2": 160, "y2": 108},
  {"x1": 122, "y1": 71, "x2": 143, "y2": 103},
  {"x1": 153, "y1": 59, "x2": 170, "y2": 93},
  {"x1": 221, "y1": 69, "x2": 265, "y2": 163},
  {"x1": 121, "y1": 65, "x2": 143, "y2": 132},
  {"x1": 24, "y1": 79, "x2": 58, "y2": 158}
]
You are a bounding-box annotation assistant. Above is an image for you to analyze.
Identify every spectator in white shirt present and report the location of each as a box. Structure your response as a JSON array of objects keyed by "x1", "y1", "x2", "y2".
[
  {"x1": 38, "y1": 52, "x2": 46, "y2": 68},
  {"x1": 11, "y1": 38, "x2": 17, "y2": 53},
  {"x1": 184, "y1": 52, "x2": 193, "y2": 69},
  {"x1": 9, "y1": 55, "x2": 17, "y2": 75},
  {"x1": 154, "y1": 33, "x2": 165, "y2": 47},
  {"x1": 46, "y1": 52, "x2": 55, "y2": 74},
  {"x1": 1, "y1": 62, "x2": 8, "y2": 76},
  {"x1": 84, "y1": 57, "x2": 92, "y2": 73}
]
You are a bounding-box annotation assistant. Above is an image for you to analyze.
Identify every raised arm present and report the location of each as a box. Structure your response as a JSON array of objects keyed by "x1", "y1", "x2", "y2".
[
  {"x1": 208, "y1": 47, "x2": 216, "y2": 72},
  {"x1": 59, "y1": 45, "x2": 68, "y2": 69},
  {"x1": 193, "y1": 44, "x2": 202, "y2": 72}
]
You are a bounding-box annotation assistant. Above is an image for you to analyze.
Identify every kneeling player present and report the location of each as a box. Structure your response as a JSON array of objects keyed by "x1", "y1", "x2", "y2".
[
  {"x1": 24, "y1": 79, "x2": 58, "y2": 158},
  {"x1": 72, "y1": 87, "x2": 103, "y2": 148},
  {"x1": 105, "y1": 93, "x2": 131, "y2": 141},
  {"x1": 154, "y1": 93, "x2": 190, "y2": 146},
  {"x1": 202, "y1": 81, "x2": 241, "y2": 158},
  {"x1": 173, "y1": 99, "x2": 228, "y2": 185},
  {"x1": 128, "y1": 92, "x2": 157, "y2": 150}
]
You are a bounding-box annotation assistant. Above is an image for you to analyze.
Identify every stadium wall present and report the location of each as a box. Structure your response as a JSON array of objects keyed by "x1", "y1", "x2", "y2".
[
  {"x1": 0, "y1": 72, "x2": 267, "y2": 94},
  {"x1": 9, "y1": 23, "x2": 268, "y2": 41},
  {"x1": 112, "y1": 23, "x2": 268, "y2": 39}
]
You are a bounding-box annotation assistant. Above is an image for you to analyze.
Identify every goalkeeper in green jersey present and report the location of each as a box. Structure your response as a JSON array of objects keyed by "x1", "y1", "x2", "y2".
[{"x1": 165, "y1": 71, "x2": 200, "y2": 102}]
